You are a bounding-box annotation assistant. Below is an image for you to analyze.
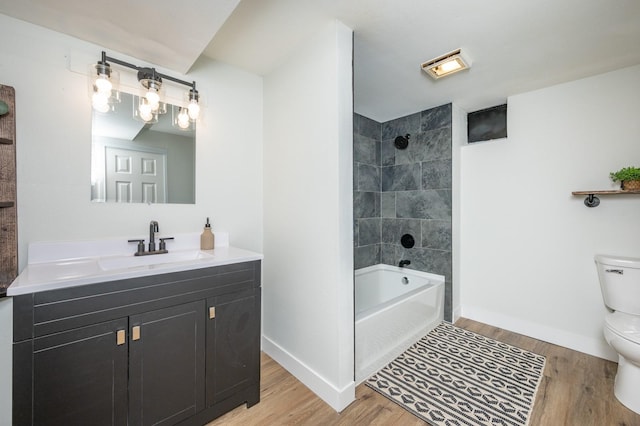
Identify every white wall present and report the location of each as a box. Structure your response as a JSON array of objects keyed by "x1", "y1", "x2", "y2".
[
  {"x1": 460, "y1": 65, "x2": 640, "y2": 361},
  {"x1": 262, "y1": 20, "x2": 355, "y2": 411},
  {"x1": 0, "y1": 13, "x2": 263, "y2": 423},
  {"x1": 451, "y1": 104, "x2": 466, "y2": 322}
]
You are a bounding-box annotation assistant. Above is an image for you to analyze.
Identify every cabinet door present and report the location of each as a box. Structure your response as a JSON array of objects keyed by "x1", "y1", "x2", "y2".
[
  {"x1": 31, "y1": 318, "x2": 128, "y2": 426},
  {"x1": 206, "y1": 289, "x2": 261, "y2": 406},
  {"x1": 129, "y1": 301, "x2": 205, "y2": 426}
]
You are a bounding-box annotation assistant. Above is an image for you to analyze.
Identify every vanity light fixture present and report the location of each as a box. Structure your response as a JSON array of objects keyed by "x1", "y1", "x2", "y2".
[
  {"x1": 90, "y1": 51, "x2": 200, "y2": 125},
  {"x1": 90, "y1": 55, "x2": 120, "y2": 113},
  {"x1": 421, "y1": 49, "x2": 471, "y2": 80}
]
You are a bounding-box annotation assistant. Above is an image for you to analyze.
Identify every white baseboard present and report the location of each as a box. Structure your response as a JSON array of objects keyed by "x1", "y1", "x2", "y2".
[
  {"x1": 261, "y1": 335, "x2": 355, "y2": 412},
  {"x1": 461, "y1": 305, "x2": 618, "y2": 362},
  {"x1": 452, "y1": 305, "x2": 462, "y2": 323}
]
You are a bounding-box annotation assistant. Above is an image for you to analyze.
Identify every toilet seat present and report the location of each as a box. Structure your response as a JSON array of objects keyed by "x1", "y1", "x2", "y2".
[{"x1": 605, "y1": 312, "x2": 640, "y2": 345}]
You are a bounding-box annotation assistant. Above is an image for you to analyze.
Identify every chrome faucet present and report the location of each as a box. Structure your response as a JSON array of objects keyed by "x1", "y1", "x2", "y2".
[{"x1": 149, "y1": 221, "x2": 159, "y2": 252}]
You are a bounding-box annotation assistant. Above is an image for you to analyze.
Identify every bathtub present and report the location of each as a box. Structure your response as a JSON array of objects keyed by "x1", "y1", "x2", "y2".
[{"x1": 355, "y1": 264, "x2": 444, "y2": 384}]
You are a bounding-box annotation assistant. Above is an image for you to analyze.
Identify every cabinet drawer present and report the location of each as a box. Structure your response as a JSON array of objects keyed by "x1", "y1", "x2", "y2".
[{"x1": 14, "y1": 261, "x2": 261, "y2": 340}]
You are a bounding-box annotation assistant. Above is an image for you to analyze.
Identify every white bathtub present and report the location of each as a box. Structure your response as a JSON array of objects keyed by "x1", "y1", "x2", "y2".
[{"x1": 355, "y1": 264, "x2": 444, "y2": 383}]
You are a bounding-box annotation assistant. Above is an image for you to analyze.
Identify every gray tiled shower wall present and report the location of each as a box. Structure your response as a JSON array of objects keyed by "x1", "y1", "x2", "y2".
[{"x1": 354, "y1": 104, "x2": 453, "y2": 320}]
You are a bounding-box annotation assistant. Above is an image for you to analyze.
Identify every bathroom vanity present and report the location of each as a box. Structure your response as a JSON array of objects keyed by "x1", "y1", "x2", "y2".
[{"x1": 9, "y1": 235, "x2": 262, "y2": 426}]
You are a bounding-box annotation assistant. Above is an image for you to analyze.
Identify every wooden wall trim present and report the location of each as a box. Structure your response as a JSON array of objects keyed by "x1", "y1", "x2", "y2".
[{"x1": 0, "y1": 84, "x2": 17, "y2": 296}]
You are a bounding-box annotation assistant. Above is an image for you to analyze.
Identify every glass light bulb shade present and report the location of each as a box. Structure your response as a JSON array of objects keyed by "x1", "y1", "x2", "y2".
[
  {"x1": 139, "y1": 102, "x2": 153, "y2": 120},
  {"x1": 133, "y1": 95, "x2": 158, "y2": 123},
  {"x1": 94, "y1": 75, "x2": 112, "y2": 93},
  {"x1": 132, "y1": 96, "x2": 158, "y2": 123},
  {"x1": 187, "y1": 99, "x2": 200, "y2": 120},
  {"x1": 145, "y1": 89, "x2": 160, "y2": 110},
  {"x1": 139, "y1": 109, "x2": 154, "y2": 122},
  {"x1": 171, "y1": 105, "x2": 194, "y2": 131},
  {"x1": 92, "y1": 92, "x2": 110, "y2": 113},
  {"x1": 177, "y1": 108, "x2": 190, "y2": 129},
  {"x1": 88, "y1": 63, "x2": 120, "y2": 106},
  {"x1": 156, "y1": 101, "x2": 167, "y2": 115}
]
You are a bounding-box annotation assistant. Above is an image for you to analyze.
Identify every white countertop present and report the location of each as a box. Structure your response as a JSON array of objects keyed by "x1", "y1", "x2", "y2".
[{"x1": 7, "y1": 233, "x2": 263, "y2": 296}]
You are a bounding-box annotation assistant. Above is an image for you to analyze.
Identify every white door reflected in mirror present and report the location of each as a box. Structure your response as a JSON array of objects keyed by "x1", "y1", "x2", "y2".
[{"x1": 91, "y1": 92, "x2": 195, "y2": 204}]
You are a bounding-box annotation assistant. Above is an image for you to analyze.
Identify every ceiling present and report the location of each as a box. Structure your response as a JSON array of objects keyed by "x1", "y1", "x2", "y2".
[
  {"x1": 0, "y1": 0, "x2": 241, "y2": 74},
  {"x1": 2, "y1": 0, "x2": 640, "y2": 122}
]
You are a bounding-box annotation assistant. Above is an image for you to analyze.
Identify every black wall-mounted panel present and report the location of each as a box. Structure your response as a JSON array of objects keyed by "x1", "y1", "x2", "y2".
[{"x1": 468, "y1": 104, "x2": 507, "y2": 143}]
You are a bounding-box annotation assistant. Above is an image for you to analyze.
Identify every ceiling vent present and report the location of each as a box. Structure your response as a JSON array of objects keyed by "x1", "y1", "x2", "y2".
[{"x1": 421, "y1": 49, "x2": 471, "y2": 79}]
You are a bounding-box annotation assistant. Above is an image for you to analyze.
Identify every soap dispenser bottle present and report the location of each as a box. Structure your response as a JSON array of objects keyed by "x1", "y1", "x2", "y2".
[{"x1": 200, "y1": 217, "x2": 215, "y2": 250}]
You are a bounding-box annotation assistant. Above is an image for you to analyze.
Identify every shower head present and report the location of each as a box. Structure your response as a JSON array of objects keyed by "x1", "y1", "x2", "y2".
[
  {"x1": 394, "y1": 134, "x2": 410, "y2": 150},
  {"x1": 400, "y1": 234, "x2": 415, "y2": 248}
]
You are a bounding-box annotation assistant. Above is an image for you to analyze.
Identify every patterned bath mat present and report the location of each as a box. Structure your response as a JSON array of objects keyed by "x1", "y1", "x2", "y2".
[{"x1": 366, "y1": 322, "x2": 546, "y2": 426}]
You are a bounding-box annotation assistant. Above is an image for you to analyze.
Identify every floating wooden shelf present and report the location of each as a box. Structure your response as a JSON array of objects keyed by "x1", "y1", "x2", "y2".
[{"x1": 572, "y1": 190, "x2": 640, "y2": 207}]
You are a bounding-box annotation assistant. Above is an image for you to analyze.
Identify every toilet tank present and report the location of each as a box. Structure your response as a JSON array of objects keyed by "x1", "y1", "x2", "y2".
[{"x1": 595, "y1": 254, "x2": 640, "y2": 315}]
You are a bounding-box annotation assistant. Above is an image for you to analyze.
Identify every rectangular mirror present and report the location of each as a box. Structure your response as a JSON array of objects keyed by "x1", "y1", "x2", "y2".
[{"x1": 91, "y1": 92, "x2": 195, "y2": 204}]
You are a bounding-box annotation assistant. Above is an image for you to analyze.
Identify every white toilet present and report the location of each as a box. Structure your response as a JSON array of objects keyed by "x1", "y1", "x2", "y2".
[{"x1": 595, "y1": 254, "x2": 640, "y2": 414}]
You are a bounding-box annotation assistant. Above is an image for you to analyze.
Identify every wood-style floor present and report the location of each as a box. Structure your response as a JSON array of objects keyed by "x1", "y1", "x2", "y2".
[{"x1": 207, "y1": 318, "x2": 640, "y2": 425}]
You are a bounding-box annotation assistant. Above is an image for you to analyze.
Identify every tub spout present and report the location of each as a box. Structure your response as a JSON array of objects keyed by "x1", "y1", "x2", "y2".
[{"x1": 399, "y1": 259, "x2": 411, "y2": 267}]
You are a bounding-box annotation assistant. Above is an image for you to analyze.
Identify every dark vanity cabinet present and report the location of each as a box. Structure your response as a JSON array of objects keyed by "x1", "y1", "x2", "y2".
[
  {"x1": 12, "y1": 261, "x2": 261, "y2": 426},
  {"x1": 206, "y1": 290, "x2": 260, "y2": 407}
]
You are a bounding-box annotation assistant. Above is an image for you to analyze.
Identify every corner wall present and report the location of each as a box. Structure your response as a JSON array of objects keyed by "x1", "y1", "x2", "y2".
[
  {"x1": 262, "y1": 20, "x2": 355, "y2": 411},
  {"x1": 460, "y1": 64, "x2": 640, "y2": 361},
  {"x1": 451, "y1": 104, "x2": 466, "y2": 322}
]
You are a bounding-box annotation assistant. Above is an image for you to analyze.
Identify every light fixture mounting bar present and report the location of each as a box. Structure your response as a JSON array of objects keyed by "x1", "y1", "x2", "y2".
[{"x1": 101, "y1": 51, "x2": 196, "y2": 91}]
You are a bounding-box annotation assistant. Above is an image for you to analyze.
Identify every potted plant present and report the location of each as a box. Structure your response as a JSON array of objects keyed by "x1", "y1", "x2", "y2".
[{"x1": 610, "y1": 166, "x2": 640, "y2": 190}]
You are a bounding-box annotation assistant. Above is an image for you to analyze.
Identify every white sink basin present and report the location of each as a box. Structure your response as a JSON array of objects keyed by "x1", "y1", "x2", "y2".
[{"x1": 98, "y1": 250, "x2": 214, "y2": 271}]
